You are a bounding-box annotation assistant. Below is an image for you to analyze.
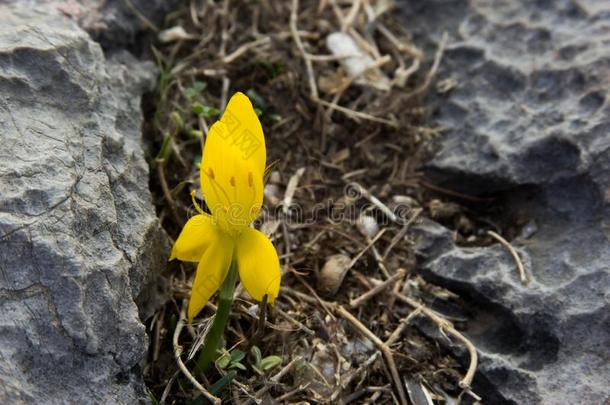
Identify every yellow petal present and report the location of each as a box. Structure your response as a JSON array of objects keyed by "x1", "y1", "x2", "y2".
[
  {"x1": 170, "y1": 214, "x2": 217, "y2": 262},
  {"x1": 201, "y1": 105, "x2": 264, "y2": 232},
  {"x1": 235, "y1": 228, "x2": 281, "y2": 303},
  {"x1": 221, "y1": 92, "x2": 266, "y2": 175},
  {"x1": 188, "y1": 232, "x2": 235, "y2": 322}
]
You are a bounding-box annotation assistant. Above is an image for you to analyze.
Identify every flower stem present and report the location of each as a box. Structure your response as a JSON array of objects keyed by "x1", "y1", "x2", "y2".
[{"x1": 195, "y1": 260, "x2": 238, "y2": 374}]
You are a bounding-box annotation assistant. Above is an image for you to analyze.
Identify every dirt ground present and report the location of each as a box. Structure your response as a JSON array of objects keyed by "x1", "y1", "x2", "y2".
[{"x1": 144, "y1": 1, "x2": 500, "y2": 403}]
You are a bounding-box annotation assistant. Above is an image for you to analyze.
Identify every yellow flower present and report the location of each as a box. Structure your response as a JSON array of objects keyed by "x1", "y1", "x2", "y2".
[{"x1": 170, "y1": 92, "x2": 281, "y2": 322}]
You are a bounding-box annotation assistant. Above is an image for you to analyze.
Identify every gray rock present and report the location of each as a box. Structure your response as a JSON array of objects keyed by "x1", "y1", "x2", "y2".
[
  {"x1": 3, "y1": 0, "x2": 181, "y2": 49},
  {"x1": 404, "y1": 0, "x2": 610, "y2": 200},
  {"x1": 412, "y1": 218, "x2": 609, "y2": 404},
  {"x1": 400, "y1": 1, "x2": 610, "y2": 404},
  {"x1": 0, "y1": 5, "x2": 168, "y2": 404}
]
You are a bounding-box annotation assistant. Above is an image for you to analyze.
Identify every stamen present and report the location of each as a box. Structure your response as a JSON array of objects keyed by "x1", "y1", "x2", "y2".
[
  {"x1": 190, "y1": 190, "x2": 206, "y2": 215},
  {"x1": 246, "y1": 171, "x2": 259, "y2": 218},
  {"x1": 203, "y1": 165, "x2": 232, "y2": 213}
]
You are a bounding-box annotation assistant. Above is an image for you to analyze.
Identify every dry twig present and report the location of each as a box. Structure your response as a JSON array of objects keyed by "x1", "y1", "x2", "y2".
[
  {"x1": 487, "y1": 230, "x2": 528, "y2": 284},
  {"x1": 173, "y1": 303, "x2": 221, "y2": 405},
  {"x1": 290, "y1": 0, "x2": 319, "y2": 99},
  {"x1": 390, "y1": 289, "x2": 478, "y2": 390},
  {"x1": 350, "y1": 268, "x2": 405, "y2": 308},
  {"x1": 333, "y1": 305, "x2": 409, "y2": 405}
]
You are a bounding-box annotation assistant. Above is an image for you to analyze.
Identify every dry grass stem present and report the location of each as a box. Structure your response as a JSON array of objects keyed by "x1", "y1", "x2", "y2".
[
  {"x1": 487, "y1": 230, "x2": 528, "y2": 284},
  {"x1": 382, "y1": 207, "x2": 423, "y2": 260},
  {"x1": 223, "y1": 37, "x2": 271, "y2": 64},
  {"x1": 290, "y1": 0, "x2": 319, "y2": 99},
  {"x1": 348, "y1": 228, "x2": 387, "y2": 269},
  {"x1": 329, "y1": 351, "x2": 381, "y2": 401},
  {"x1": 252, "y1": 355, "x2": 304, "y2": 400},
  {"x1": 282, "y1": 167, "x2": 306, "y2": 214},
  {"x1": 333, "y1": 305, "x2": 409, "y2": 405},
  {"x1": 404, "y1": 31, "x2": 448, "y2": 100},
  {"x1": 173, "y1": 303, "x2": 221, "y2": 405},
  {"x1": 350, "y1": 182, "x2": 398, "y2": 222},
  {"x1": 350, "y1": 268, "x2": 405, "y2": 308},
  {"x1": 391, "y1": 289, "x2": 479, "y2": 390},
  {"x1": 316, "y1": 98, "x2": 397, "y2": 126}
]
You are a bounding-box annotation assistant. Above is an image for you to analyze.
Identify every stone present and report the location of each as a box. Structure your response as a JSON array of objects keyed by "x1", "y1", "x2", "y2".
[
  {"x1": 399, "y1": 1, "x2": 610, "y2": 404},
  {"x1": 4, "y1": 0, "x2": 180, "y2": 49},
  {"x1": 0, "y1": 4, "x2": 168, "y2": 404},
  {"x1": 411, "y1": 218, "x2": 609, "y2": 404},
  {"x1": 405, "y1": 0, "x2": 610, "y2": 200}
]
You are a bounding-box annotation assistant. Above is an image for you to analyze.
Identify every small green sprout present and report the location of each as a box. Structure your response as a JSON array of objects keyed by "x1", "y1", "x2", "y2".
[
  {"x1": 188, "y1": 129, "x2": 203, "y2": 139},
  {"x1": 155, "y1": 132, "x2": 172, "y2": 163},
  {"x1": 191, "y1": 103, "x2": 221, "y2": 118},
  {"x1": 215, "y1": 348, "x2": 247, "y2": 371},
  {"x1": 250, "y1": 345, "x2": 283, "y2": 375},
  {"x1": 184, "y1": 80, "x2": 207, "y2": 100},
  {"x1": 169, "y1": 111, "x2": 184, "y2": 131}
]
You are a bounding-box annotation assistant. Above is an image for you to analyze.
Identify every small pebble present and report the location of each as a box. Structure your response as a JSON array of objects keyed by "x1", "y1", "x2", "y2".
[
  {"x1": 317, "y1": 254, "x2": 352, "y2": 295},
  {"x1": 356, "y1": 213, "x2": 379, "y2": 238}
]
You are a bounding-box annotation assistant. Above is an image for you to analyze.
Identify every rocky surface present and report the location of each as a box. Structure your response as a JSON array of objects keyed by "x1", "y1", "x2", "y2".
[
  {"x1": 5, "y1": 0, "x2": 180, "y2": 49},
  {"x1": 0, "y1": 4, "x2": 168, "y2": 404},
  {"x1": 401, "y1": 0, "x2": 610, "y2": 404}
]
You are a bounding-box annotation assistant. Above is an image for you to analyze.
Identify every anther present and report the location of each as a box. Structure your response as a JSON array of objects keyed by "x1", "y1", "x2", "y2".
[
  {"x1": 206, "y1": 167, "x2": 215, "y2": 179},
  {"x1": 230, "y1": 176, "x2": 236, "y2": 187}
]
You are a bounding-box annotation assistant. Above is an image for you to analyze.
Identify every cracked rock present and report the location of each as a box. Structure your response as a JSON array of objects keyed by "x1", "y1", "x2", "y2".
[
  {"x1": 0, "y1": 4, "x2": 168, "y2": 404},
  {"x1": 401, "y1": 1, "x2": 610, "y2": 404}
]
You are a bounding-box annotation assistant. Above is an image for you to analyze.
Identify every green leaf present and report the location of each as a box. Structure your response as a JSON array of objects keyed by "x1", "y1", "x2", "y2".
[
  {"x1": 250, "y1": 345, "x2": 262, "y2": 365},
  {"x1": 251, "y1": 364, "x2": 263, "y2": 376},
  {"x1": 209, "y1": 370, "x2": 237, "y2": 395},
  {"x1": 184, "y1": 81, "x2": 207, "y2": 99},
  {"x1": 230, "y1": 349, "x2": 245, "y2": 363},
  {"x1": 216, "y1": 352, "x2": 231, "y2": 369},
  {"x1": 192, "y1": 103, "x2": 220, "y2": 118},
  {"x1": 254, "y1": 107, "x2": 263, "y2": 117},
  {"x1": 188, "y1": 129, "x2": 203, "y2": 139},
  {"x1": 170, "y1": 111, "x2": 184, "y2": 131},
  {"x1": 260, "y1": 355, "x2": 282, "y2": 371},
  {"x1": 155, "y1": 133, "x2": 172, "y2": 163},
  {"x1": 230, "y1": 362, "x2": 247, "y2": 371}
]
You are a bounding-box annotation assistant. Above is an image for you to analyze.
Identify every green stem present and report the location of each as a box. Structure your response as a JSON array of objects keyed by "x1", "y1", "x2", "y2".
[{"x1": 195, "y1": 261, "x2": 238, "y2": 374}]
